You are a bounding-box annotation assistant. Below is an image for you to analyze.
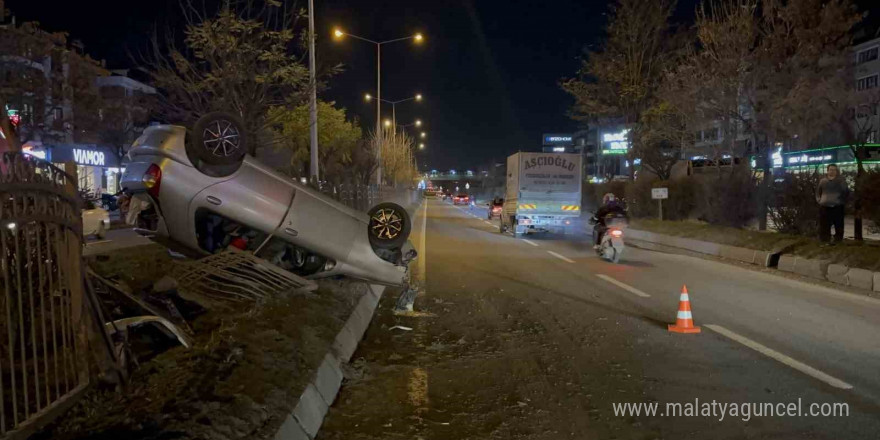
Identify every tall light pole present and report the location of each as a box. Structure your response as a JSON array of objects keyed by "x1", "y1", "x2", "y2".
[
  {"x1": 308, "y1": 0, "x2": 319, "y2": 183},
  {"x1": 334, "y1": 29, "x2": 423, "y2": 185},
  {"x1": 365, "y1": 93, "x2": 422, "y2": 129}
]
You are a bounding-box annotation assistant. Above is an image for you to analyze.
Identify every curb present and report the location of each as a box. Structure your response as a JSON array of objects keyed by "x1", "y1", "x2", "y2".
[
  {"x1": 273, "y1": 283, "x2": 385, "y2": 440},
  {"x1": 627, "y1": 228, "x2": 776, "y2": 267},
  {"x1": 630, "y1": 228, "x2": 880, "y2": 292}
]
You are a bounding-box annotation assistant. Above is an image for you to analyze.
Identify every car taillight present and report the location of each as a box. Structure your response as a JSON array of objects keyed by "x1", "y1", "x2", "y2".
[
  {"x1": 492, "y1": 207, "x2": 501, "y2": 211},
  {"x1": 143, "y1": 164, "x2": 162, "y2": 198},
  {"x1": 610, "y1": 229, "x2": 623, "y2": 237}
]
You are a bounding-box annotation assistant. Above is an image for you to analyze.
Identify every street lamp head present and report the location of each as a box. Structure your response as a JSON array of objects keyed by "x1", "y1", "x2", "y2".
[
  {"x1": 333, "y1": 29, "x2": 344, "y2": 39},
  {"x1": 420, "y1": 132, "x2": 426, "y2": 138},
  {"x1": 415, "y1": 93, "x2": 423, "y2": 101},
  {"x1": 384, "y1": 119, "x2": 392, "y2": 127},
  {"x1": 414, "y1": 33, "x2": 424, "y2": 43},
  {"x1": 415, "y1": 119, "x2": 422, "y2": 127},
  {"x1": 419, "y1": 143, "x2": 425, "y2": 150},
  {"x1": 364, "y1": 93, "x2": 372, "y2": 101}
]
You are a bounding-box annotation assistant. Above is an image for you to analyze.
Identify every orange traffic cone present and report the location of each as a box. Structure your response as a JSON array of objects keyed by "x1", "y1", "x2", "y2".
[{"x1": 668, "y1": 285, "x2": 701, "y2": 334}]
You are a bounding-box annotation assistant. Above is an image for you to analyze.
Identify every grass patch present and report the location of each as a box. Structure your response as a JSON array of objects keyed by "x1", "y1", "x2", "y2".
[
  {"x1": 88, "y1": 243, "x2": 177, "y2": 293},
  {"x1": 42, "y1": 279, "x2": 364, "y2": 440},
  {"x1": 631, "y1": 219, "x2": 880, "y2": 272}
]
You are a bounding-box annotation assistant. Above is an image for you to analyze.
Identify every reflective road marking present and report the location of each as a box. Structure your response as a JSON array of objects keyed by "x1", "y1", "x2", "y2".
[
  {"x1": 547, "y1": 251, "x2": 575, "y2": 263},
  {"x1": 522, "y1": 239, "x2": 539, "y2": 247},
  {"x1": 595, "y1": 274, "x2": 651, "y2": 298},
  {"x1": 705, "y1": 324, "x2": 854, "y2": 390}
]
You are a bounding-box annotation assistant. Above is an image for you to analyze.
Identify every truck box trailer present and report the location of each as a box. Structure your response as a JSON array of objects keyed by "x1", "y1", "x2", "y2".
[{"x1": 500, "y1": 152, "x2": 583, "y2": 236}]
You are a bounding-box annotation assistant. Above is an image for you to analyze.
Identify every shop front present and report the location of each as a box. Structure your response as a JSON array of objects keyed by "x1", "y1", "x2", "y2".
[{"x1": 46, "y1": 144, "x2": 122, "y2": 195}]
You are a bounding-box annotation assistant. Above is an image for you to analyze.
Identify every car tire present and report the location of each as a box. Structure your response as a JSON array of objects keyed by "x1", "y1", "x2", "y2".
[
  {"x1": 189, "y1": 111, "x2": 248, "y2": 166},
  {"x1": 367, "y1": 202, "x2": 411, "y2": 250}
]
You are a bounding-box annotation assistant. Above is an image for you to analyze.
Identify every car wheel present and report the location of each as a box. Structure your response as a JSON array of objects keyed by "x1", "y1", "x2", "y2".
[
  {"x1": 367, "y1": 202, "x2": 411, "y2": 250},
  {"x1": 189, "y1": 111, "x2": 248, "y2": 166}
]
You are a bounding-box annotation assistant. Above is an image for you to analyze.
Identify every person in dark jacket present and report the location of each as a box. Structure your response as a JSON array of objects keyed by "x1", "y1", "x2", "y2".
[
  {"x1": 592, "y1": 193, "x2": 627, "y2": 248},
  {"x1": 816, "y1": 164, "x2": 849, "y2": 243}
]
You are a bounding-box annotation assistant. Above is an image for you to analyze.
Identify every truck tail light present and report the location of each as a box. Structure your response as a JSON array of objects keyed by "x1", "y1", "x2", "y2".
[{"x1": 143, "y1": 164, "x2": 162, "y2": 198}]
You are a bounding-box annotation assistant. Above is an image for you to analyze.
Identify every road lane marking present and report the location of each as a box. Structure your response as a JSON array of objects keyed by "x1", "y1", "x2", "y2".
[
  {"x1": 547, "y1": 251, "x2": 575, "y2": 263},
  {"x1": 704, "y1": 324, "x2": 854, "y2": 390},
  {"x1": 85, "y1": 240, "x2": 112, "y2": 246},
  {"x1": 522, "y1": 239, "x2": 539, "y2": 247},
  {"x1": 595, "y1": 274, "x2": 651, "y2": 298},
  {"x1": 417, "y1": 201, "x2": 427, "y2": 283}
]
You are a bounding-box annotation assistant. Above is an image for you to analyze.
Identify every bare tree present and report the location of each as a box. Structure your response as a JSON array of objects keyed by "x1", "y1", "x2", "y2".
[{"x1": 373, "y1": 128, "x2": 417, "y2": 187}]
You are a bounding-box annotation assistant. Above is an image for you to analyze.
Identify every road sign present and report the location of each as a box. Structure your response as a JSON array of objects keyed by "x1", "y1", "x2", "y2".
[{"x1": 652, "y1": 187, "x2": 668, "y2": 200}]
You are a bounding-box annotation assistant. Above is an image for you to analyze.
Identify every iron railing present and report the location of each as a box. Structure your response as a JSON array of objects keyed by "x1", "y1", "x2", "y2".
[{"x1": 0, "y1": 153, "x2": 88, "y2": 439}]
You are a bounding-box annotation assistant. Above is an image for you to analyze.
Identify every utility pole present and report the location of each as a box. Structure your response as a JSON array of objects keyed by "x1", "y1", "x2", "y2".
[
  {"x1": 376, "y1": 44, "x2": 382, "y2": 186},
  {"x1": 308, "y1": 0, "x2": 319, "y2": 183}
]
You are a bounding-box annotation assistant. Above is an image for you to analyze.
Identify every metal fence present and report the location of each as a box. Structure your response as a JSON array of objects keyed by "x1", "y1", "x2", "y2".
[
  {"x1": 0, "y1": 153, "x2": 88, "y2": 439},
  {"x1": 317, "y1": 183, "x2": 421, "y2": 213}
]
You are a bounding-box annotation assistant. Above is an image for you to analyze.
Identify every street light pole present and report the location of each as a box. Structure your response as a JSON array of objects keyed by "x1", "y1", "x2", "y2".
[
  {"x1": 308, "y1": 0, "x2": 319, "y2": 183},
  {"x1": 376, "y1": 43, "x2": 381, "y2": 185},
  {"x1": 333, "y1": 30, "x2": 423, "y2": 187}
]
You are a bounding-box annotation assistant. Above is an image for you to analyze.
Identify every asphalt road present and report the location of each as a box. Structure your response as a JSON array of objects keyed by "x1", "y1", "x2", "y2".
[{"x1": 320, "y1": 198, "x2": 880, "y2": 440}]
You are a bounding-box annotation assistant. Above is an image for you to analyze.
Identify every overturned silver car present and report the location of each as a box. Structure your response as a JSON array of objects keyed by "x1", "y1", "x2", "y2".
[{"x1": 121, "y1": 112, "x2": 414, "y2": 286}]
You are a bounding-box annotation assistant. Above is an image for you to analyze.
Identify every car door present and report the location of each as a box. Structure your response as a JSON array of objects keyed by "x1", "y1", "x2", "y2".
[
  {"x1": 188, "y1": 158, "x2": 294, "y2": 243},
  {"x1": 275, "y1": 183, "x2": 361, "y2": 263}
]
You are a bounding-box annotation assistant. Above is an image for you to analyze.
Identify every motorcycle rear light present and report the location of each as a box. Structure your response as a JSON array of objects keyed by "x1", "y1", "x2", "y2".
[
  {"x1": 143, "y1": 164, "x2": 162, "y2": 198},
  {"x1": 611, "y1": 229, "x2": 623, "y2": 237}
]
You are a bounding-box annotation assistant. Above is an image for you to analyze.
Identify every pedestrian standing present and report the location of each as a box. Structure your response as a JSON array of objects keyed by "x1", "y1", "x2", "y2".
[{"x1": 816, "y1": 164, "x2": 849, "y2": 244}]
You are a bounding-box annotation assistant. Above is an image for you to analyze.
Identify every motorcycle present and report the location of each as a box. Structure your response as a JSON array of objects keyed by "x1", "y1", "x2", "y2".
[{"x1": 591, "y1": 214, "x2": 627, "y2": 263}]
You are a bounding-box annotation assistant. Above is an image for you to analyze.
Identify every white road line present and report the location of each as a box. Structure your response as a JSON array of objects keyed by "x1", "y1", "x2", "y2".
[
  {"x1": 547, "y1": 251, "x2": 575, "y2": 263},
  {"x1": 522, "y1": 239, "x2": 539, "y2": 247},
  {"x1": 595, "y1": 274, "x2": 650, "y2": 298},
  {"x1": 705, "y1": 324, "x2": 854, "y2": 390},
  {"x1": 417, "y1": 201, "x2": 427, "y2": 283}
]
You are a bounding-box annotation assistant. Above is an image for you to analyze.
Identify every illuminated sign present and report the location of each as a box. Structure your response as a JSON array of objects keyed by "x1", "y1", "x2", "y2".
[
  {"x1": 543, "y1": 133, "x2": 573, "y2": 146},
  {"x1": 553, "y1": 147, "x2": 565, "y2": 152},
  {"x1": 22, "y1": 147, "x2": 46, "y2": 160},
  {"x1": 73, "y1": 149, "x2": 106, "y2": 166},
  {"x1": 601, "y1": 129, "x2": 630, "y2": 152},
  {"x1": 771, "y1": 148, "x2": 783, "y2": 168},
  {"x1": 788, "y1": 154, "x2": 832, "y2": 165}
]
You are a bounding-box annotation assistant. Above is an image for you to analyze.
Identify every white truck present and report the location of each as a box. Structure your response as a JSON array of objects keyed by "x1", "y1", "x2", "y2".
[{"x1": 500, "y1": 152, "x2": 583, "y2": 237}]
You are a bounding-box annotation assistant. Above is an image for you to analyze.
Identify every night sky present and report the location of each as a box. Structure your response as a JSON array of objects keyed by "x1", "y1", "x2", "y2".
[{"x1": 6, "y1": 0, "x2": 879, "y2": 171}]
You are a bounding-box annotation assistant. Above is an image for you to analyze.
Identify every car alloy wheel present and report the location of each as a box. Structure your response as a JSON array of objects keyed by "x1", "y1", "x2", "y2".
[
  {"x1": 203, "y1": 119, "x2": 242, "y2": 158},
  {"x1": 371, "y1": 207, "x2": 403, "y2": 240}
]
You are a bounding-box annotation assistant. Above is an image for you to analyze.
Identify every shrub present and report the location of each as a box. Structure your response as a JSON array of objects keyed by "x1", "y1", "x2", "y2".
[
  {"x1": 858, "y1": 169, "x2": 880, "y2": 233},
  {"x1": 624, "y1": 177, "x2": 696, "y2": 220},
  {"x1": 767, "y1": 171, "x2": 821, "y2": 236},
  {"x1": 694, "y1": 168, "x2": 757, "y2": 228},
  {"x1": 584, "y1": 181, "x2": 628, "y2": 211}
]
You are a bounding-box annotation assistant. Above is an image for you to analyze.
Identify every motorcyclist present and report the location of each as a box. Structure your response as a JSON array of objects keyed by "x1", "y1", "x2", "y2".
[{"x1": 592, "y1": 193, "x2": 626, "y2": 249}]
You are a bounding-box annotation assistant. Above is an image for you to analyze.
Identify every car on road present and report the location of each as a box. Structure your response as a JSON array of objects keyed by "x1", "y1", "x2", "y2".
[
  {"x1": 121, "y1": 112, "x2": 415, "y2": 286},
  {"x1": 487, "y1": 198, "x2": 503, "y2": 219},
  {"x1": 453, "y1": 194, "x2": 470, "y2": 205}
]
